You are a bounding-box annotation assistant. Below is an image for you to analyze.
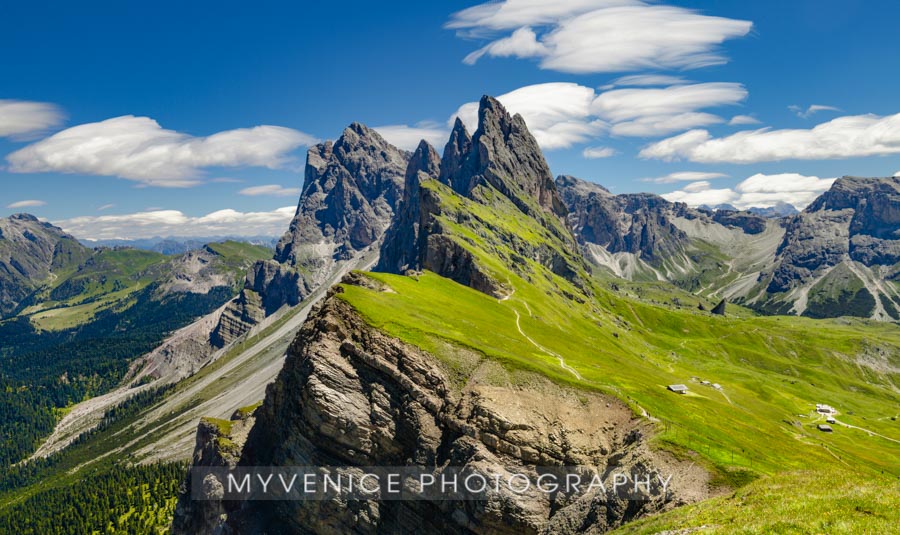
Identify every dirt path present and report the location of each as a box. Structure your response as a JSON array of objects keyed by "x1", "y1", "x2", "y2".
[
  {"x1": 834, "y1": 419, "x2": 900, "y2": 445},
  {"x1": 508, "y1": 299, "x2": 582, "y2": 380}
]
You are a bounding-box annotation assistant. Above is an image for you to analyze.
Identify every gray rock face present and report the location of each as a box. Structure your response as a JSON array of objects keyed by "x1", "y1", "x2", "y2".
[
  {"x1": 211, "y1": 125, "x2": 410, "y2": 347},
  {"x1": 557, "y1": 177, "x2": 693, "y2": 264},
  {"x1": 173, "y1": 408, "x2": 258, "y2": 535},
  {"x1": 445, "y1": 96, "x2": 568, "y2": 220},
  {"x1": 177, "y1": 277, "x2": 709, "y2": 534},
  {"x1": 757, "y1": 177, "x2": 900, "y2": 319},
  {"x1": 276, "y1": 123, "x2": 409, "y2": 265},
  {"x1": 0, "y1": 214, "x2": 91, "y2": 318},
  {"x1": 376, "y1": 140, "x2": 441, "y2": 274}
]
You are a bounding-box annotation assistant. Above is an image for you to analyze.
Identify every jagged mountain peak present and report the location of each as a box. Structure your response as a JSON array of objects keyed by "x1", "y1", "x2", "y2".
[
  {"x1": 439, "y1": 95, "x2": 567, "y2": 219},
  {"x1": 439, "y1": 117, "x2": 473, "y2": 190},
  {"x1": 468, "y1": 95, "x2": 568, "y2": 218},
  {"x1": 377, "y1": 95, "x2": 590, "y2": 299}
]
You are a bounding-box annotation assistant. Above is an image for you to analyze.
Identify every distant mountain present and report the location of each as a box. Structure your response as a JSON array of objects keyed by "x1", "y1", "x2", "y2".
[
  {"x1": 83, "y1": 236, "x2": 278, "y2": 255},
  {"x1": 747, "y1": 201, "x2": 799, "y2": 218},
  {"x1": 558, "y1": 175, "x2": 900, "y2": 321},
  {"x1": 698, "y1": 202, "x2": 798, "y2": 218},
  {"x1": 0, "y1": 214, "x2": 92, "y2": 318},
  {"x1": 754, "y1": 176, "x2": 900, "y2": 319}
]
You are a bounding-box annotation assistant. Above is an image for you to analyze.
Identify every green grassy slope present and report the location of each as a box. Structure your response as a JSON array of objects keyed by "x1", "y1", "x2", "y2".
[{"x1": 336, "y1": 178, "x2": 899, "y2": 530}]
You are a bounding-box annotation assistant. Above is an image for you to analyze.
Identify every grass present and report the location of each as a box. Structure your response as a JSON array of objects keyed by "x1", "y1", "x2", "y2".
[
  {"x1": 614, "y1": 469, "x2": 900, "y2": 534},
  {"x1": 334, "y1": 178, "x2": 900, "y2": 530}
]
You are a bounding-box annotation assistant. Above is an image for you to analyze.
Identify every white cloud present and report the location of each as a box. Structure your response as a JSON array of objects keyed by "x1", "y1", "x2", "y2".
[
  {"x1": 0, "y1": 99, "x2": 64, "y2": 139},
  {"x1": 239, "y1": 184, "x2": 301, "y2": 197},
  {"x1": 6, "y1": 116, "x2": 316, "y2": 186},
  {"x1": 600, "y1": 74, "x2": 691, "y2": 89},
  {"x1": 452, "y1": 82, "x2": 603, "y2": 149},
  {"x1": 97, "y1": 203, "x2": 116, "y2": 211},
  {"x1": 447, "y1": 0, "x2": 628, "y2": 32},
  {"x1": 894, "y1": 171, "x2": 900, "y2": 177},
  {"x1": 582, "y1": 146, "x2": 616, "y2": 159},
  {"x1": 56, "y1": 206, "x2": 296, "y2": 240},
  {"x1": 610, "y1": 112, "x2": 724, "y2": 137},
  {"x1": 7, "y1": 199, "x2": 47, "y2": 209},
  {"x1": 591, "y1": 83, "x2": 747, "y2": 123},
  {"x1": 642, "y1": 171, "x2": 728, "y2": 184},
  {"x1": 372, "y1": 122, "x2": 449, "y2": 151},
  {"x1": 662, "y1": 173, "x2": 835, "y2": 209},
  {"x1": 449, "y1": 1, "x2": 752, "y2": 74},
  {"x1": 789, "y1": 104, "x2": 841, "y2": 119},
  {"x1": 451, "y1": 81, "x2": 746, "y2": 148},
  {"x1": 640, "y1": 112, "x2": 900, "y2": 163},
  {"x1": 593, "y1": 82, "x2": 747, "y2": 137},
  {"x1": 728, "y1": 115, "x2": 760, "y2": 125}
]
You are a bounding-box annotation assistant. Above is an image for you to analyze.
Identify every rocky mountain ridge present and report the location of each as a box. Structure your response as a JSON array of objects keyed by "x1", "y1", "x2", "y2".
[
  {"x1": 377, "y1": 96, "x2": 589, "y2": 298},
  {"x1": 176, "y1": 277, "x2": 710, "y2": 534},
  {"x1": 557, "y1": 175, "x2": 900, "y2": 321},
  {"x1": 211, "y1": 124, "x2": 409, "y2": 346}
]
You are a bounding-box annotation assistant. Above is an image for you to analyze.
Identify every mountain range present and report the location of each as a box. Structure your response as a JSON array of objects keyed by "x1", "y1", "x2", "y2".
[{"x1": 1, "y1": 97, "x2": 898, "y2": 533}]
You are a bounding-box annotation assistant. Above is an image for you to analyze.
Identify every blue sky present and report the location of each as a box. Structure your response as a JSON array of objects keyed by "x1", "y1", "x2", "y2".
[{"x1": 2, "y1": 0, "x2": 899, "y2": 239}]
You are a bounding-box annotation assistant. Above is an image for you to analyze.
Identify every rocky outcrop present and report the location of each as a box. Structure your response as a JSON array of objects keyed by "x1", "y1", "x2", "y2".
[
  {"x1": 173, "y1": 406, "x2": 259, "y2": 534},
  {"x1": 0, "y1": 214, "x2": 91, "y2": 318},
  {"x1": 211, "y1": 125, "x2": 410, "y2": 347},
  {"x1": 710, "y1": 210, "x2": 767, "y2": 235},
  {"x1": 276, "y1": 123, "x2": 408, "y2": 265},
  {"x1": 443, "y1": 96, "x2": 568, "y2": 220},
  {"x1": 176, "y1": 277, "x2": 710, "y2": 534}
]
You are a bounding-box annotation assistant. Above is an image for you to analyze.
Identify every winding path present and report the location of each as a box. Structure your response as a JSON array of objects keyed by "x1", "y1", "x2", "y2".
[{"x1": 498, "y1": 283, "x2": 582, "y2": 380}]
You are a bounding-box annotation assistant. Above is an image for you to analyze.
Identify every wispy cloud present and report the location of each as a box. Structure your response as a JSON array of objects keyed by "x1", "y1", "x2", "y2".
[
  {"x1": 448, "y1": 0, "x2": 752, "y2": 74},
  {"x1": 642, "y1": 171, "x2": 728, "y2": 184},
  {"x1": 97, "y1": 203, "x2": 116, "y2": 211},
  {"x1": 0, "y1": 99, "x2": 64, "y2": 139},
  {"x1": 6, "y1": 199, "x2": 47, "y2": 209},
  {"x1": 6, "y1": 116, "x2": 317, "y2": 187},
  {"x1": 640, "y1": 112, "x2": 900, "y2": 163},
  {"x1": 56, "y1": 207, "x2": 296, "y2": 240},
  {"x1": 662, "y1": 173, "x2": 835, "y2": 209},
  {"x1": 372, "y1": 122, "x2": 449, "y2": 151},
  {"x1": 582, "y1": 146, "x2": 616, "y2": 159},
  {"x1": 788, "y1": 104, "x2": 841, "y2": 119},
  {"x1": 451, "y1": 81, "x2": 747, "y2": 148},
  {"x1": 238, "y1": 184, "x2": 301, "y2": 197},
  {"x1": 728, "y1": 115, "x2": 760, "y2": 125},
  {"x1": 599, "y1": 74, "x2": 691, "y2": 90}
]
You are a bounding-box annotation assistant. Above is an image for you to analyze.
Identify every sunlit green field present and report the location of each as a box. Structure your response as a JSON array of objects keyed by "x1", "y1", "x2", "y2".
[{"x1": 336, "y1": 177, "x2": 900, "y2": 531}]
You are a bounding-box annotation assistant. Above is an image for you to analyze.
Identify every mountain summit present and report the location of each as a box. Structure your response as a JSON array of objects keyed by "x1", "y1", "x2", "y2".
[
  {"x1": 211, "y1": 124, "x2": 409, "y2": 346},
  {"x1": 377, "y1": 95, "x2": 589, "y2": 297}
]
